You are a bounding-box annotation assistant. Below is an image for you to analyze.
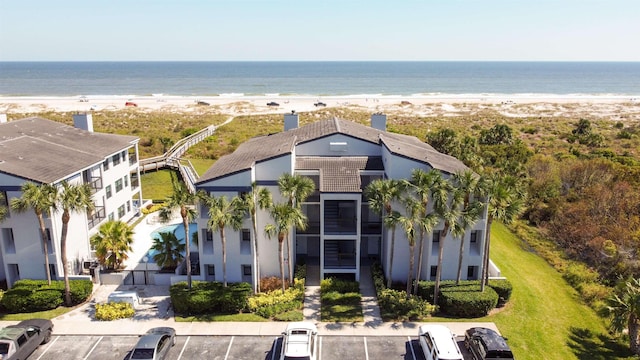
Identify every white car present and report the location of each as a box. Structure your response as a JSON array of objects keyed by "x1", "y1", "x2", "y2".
[
  {"x1": 280, "y1": 322, "x2": 318, "y2": 360},
  {"x1": 418, "y1": 324, "x2": 463, "y2": 360}
]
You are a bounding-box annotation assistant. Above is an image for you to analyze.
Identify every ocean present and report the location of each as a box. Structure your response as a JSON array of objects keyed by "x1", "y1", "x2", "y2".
[{"x1": 1, "y1": 61, "x2": 639, "y2": 97}]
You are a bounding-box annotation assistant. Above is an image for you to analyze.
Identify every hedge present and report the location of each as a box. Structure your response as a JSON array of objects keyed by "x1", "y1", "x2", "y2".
[
  {"x1": 1, "y1": 279, "x2": 93, "y2": 313},
  {"x1": 438, "y1": 284, "x2": 499, "y2": 317},
  {"x1": 95, "y1": 302, "x2": 135, "y2": 321},
  {"x1": 170, "y1": 281, "x2": 252, "y2": 315}
]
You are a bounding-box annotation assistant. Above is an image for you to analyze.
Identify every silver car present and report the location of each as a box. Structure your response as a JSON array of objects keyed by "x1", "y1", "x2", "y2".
[{"x1": 128, "y1": 327, "x2": 176, "y2": 360}]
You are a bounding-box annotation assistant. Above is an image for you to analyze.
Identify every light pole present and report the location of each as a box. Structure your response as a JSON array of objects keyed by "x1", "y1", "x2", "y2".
[{"x1": 142, "y1": 256, "x2": 149, "y2": 285}]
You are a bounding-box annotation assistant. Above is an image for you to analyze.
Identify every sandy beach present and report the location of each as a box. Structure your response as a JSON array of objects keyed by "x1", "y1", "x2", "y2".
[{"x1": 1, "y1": 94, "x2": 639, "y2": 121}]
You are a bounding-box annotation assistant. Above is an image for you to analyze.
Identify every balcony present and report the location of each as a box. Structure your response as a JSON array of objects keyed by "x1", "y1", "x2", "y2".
[
  {"x1": 130, "y1": 174, "x2": 140, "y2": 189},
  {"x1": 129, "y1": 153, "x2": 138, "y2": 166},
  {"x1": 324, "y1": 200, "x2": 357, "y2": 235},
  {"x1": 87, "y1": 206, "x2": 106, "y2": 229},
  {"x1": 324, "y1": 240, "x2": 356, "y2": 269}
]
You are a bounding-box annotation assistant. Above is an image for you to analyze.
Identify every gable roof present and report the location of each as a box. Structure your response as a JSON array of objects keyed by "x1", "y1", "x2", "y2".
[
  {"x1": 196, "y1": 117, "x2": 468, "y2": 184},
  {"x1": 0, "y1": 117, "x2": 138, "y2": 184}
]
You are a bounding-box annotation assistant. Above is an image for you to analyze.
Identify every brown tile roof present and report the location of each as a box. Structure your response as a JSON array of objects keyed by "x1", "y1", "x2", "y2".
[
  {"x1": 296, "y1": 157, "x2": 384, "y2": 193},
  {"x1": 196, "y1": 117, "x2": 468, "y2": 184},
  {"x1": 0, "y1": 117, "x2": 138, "y2": 183}
]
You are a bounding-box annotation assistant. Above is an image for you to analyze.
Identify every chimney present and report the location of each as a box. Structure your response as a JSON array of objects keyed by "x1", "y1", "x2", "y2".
[
  {"x1": 73, "y1": 113, "x2": 94, "y2": 132},
  {"x1": 0, "y1": 114, "x2": 7, "y2": 124},
  {"x1": 284, "y1": 110, "x2": 299, "y2": 131},
  {"x1": 371, "y1": 113, "x2": 387, "y2": 131}
]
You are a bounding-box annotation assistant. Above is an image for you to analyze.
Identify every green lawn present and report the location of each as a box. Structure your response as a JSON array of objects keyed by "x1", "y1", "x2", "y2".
[
  {"x1": 140, "y1": 169, "x2": 175, "y2": 201},
  {"x1": 426, "y1": 222, "x2": 634, "y2": 359}
]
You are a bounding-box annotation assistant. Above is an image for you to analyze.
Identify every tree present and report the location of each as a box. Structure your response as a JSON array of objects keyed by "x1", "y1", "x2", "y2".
[
  {"x1": 239, "y1": 182, "x2": 272, "y2": 293},
  {"x1": 10, "y1": 183, "x2": 58, "y2": 284},
  {"x1": 151, "y1": 231, "x2": 185, "y2": 269},
  {"x1": 453, "y1": 171, "x2": 485, "y2": 284},
  {"x1": 200, "y1": 193, "x2": 244, "y2": 287},
  {"x1": 90, "y1": 220, "x2": 134, "y2": 270},
  {"x1": 159, "y1": 137, "x2": 174, "y2": 153},
  {"x1": 405, "y1": 169, "x2": 442, "y2": 295},
  {"x1": 603, "y1": 277, "x2": 640, "y2": 355},
  {"x1": 394, "y1": 197, "x2": 425, "y2": 296},
  {"x1": 480, "y1": 174, "x2": 525, "y2": 291},
  {"x1": 265, "y1": 203, "x2": 307, "y2": 293},
  {"x1": 365, "y1": 179, "x2": 405, "y2": 288},
  {"x1": 0, "y1": 191, "x2": 8, "y2": 222},
  {"x1": 53, "y1": 181, "x2": 94, "y2": 306},
  {"x1": 479, "y1": 124, "x2": 514, "y2": 145},
  {"x1": 159, "y1": 176, "x2": 198, "y2": 289},
  {"x1": 277, "y1": 173, "x2": 315, "y2": 284},
  {"x1": 432, "y1": 178, "x2": 465, "y2": 306}
]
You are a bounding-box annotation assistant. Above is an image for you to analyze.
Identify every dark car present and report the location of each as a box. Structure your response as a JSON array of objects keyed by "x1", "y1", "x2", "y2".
[
  {"x1": 314, "y1": 101, "x2": 326, "y2": 107},
  {"x1": 465, "y1": 327, "x2": 514, "y2": 360},
  {"x1": 196, "y1": 100, "x2": 210, "y2": 106},
  {"x1": 0, "y1": 319, "x2": 53, "y2": 360},
  {"x1": 267, "y1": 101, "x2": 279, "y2": 107},
  {"x1": 128, "y1": 327, "x2": 176, "y2": 360}
]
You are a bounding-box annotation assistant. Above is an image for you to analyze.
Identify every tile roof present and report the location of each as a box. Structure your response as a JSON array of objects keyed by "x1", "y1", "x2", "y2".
[
  {"x1": 296, "y1": 157, "x2": 383, "y2": 193},
  {"x1": 196, "y1": 117, "x2": 468, "y2": 184},
  {"x1": 0, "y1": 117, "x2": 138, "y2": 184}
]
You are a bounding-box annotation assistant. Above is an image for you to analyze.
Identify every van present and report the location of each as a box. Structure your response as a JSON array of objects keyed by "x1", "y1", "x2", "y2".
[
  {"x1": 418, "y1": 324, "x2": 464, "y2": 360},
  {"x1": 107, "y1": 291, "x2": 140, "y2": 309}
]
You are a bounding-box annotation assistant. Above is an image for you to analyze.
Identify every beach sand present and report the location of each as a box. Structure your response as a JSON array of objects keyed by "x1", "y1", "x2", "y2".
[{"x1": 1, "y1": 94, "x2": 639, "y2": 121}]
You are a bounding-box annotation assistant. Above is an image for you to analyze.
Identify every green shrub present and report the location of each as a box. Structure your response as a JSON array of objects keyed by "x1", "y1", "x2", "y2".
[
  {"x1": 439, "y1": 284, "x2": 499, "y2": 317},
  {"x1": 0, "y1": 279, "x2": 92, "y2": 312},
  {"x1": 248, "y1": 279, "x2": 304, "y2": 319},
  {"x1": 377, "y1": 288, "x2": 435, "y2": 321},
  {"x1": 141, "y1": 203, "x2": 165, "y2": 214},
  {"x1": 488, "y1": 279, "x2": 513, "y2": 304},
  {"x1": 563, "y1": 262, "x2": 600, "y2": 290},
  {"x1": 95, "y1": 302, "x2": 135, "y2": 320},
  {"x1": 321, "y1": 277, "x2": 360, "y2": 293},
  {"x1": 169, "y1": 281, "x2": 252, "y2": 315}
]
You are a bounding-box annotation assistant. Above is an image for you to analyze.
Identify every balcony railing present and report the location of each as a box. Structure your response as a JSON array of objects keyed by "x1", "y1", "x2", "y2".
[
  {"x1": 87, "y1": 206, "x2": 106, "y2": 229},
  {"x1": 129, "y1": 153, "x2": 138, "y2": 166}
]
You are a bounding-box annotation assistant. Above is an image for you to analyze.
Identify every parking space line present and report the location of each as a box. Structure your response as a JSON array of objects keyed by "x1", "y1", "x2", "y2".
[
  {"x1": 83, "y1": 336, "x2": 103, "y2": 360},
  {"x1": 224, "y1": 335, "x2": 235, "y2": 360},
  {"x1": 408, "y1": 336, "x2": 417, "y2": 360},
  {"x1": 35, "y1": 335, "x2": 59, "y2": 360},
  {"x1": 363, "y1": 337, "x2": 369, "y2": 360},
  {"x1": 176, "y1": 335, "x2": 190, "y2": 360}
]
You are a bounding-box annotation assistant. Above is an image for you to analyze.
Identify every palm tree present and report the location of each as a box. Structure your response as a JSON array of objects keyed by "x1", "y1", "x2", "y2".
[
  {"x1": 90, "y1": 220, "x2": 134, "y2": 270},
  {"x1": 277, "y1": 173, "x2": 315, "y2": 284},
  {"x1": 406, "y1": 169, "x2": 442, "y2": 295},
  {"x1": 365, "y1": 178, "x2": 404, "y2": 288},
  {"x1": 0, "y1": 191, "x2": 8, "y2": 222},
  {"x1": 432, "y1": 178, "x2": 465, "y2": 306},
  {"x1": 200, "y1": 194, "x2": 245, "y2": 287},
  {"x1": 480, "y1": 174, "x2": 525, "y2": 291},
  {"x1": 604, "y1": 277, "x2": 640, "y2": 355},
  {"x1": 239, "y1": 182, "x2": 272, "y2": 293},
  {"x1": 159, "y1": 176, "x2": 198, "y2": 289},
  {"x1": 453, "y1": 170, "x2": 485, "y2": 284},
  {"x1": 265, "y1": 202, "x2": 308, "y2": 293},
  {"x1": 394, "y1": 197, "x2": 422, "y2": 296},
  {"x1": 53, "y1": 181, "x2": 94, "y2": 306},
  {"x1": 151, "y1": 231, "x2": 185, "y2": 270},
  {"x1": 10, "y1": 182, "x2": 58, "y2": 284}
]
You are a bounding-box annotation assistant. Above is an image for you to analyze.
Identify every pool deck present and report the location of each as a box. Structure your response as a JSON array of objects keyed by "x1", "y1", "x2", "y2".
[{"x1": 123, "y1": 210, "x2": 183, "y2": 270}]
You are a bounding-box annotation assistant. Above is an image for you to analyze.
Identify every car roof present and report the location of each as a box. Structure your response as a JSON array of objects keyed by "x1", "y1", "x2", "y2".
[
  {"x1": 419, "y1": 325, "x2": 462, "y2": 358},
  {"x1": 285, "y1": 322, "x2": 317, "y2": 332},
  {"x1": 135, "y1": 334, "x2": 165, "y2": 349},
  {"x1": 465, "y1": 327, "x2": 512, "y2": 352},
  {"x1": 283, "y1": 322, "x2": 316, "y2": 357}
]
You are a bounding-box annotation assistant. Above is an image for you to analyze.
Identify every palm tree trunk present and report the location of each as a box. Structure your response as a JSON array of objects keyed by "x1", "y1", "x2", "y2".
[
  {"x1": 220, "y1": 228, "x2": 227, "y2": 287},
  {"x1": 183, "y1": 213, "x2": 192, "y2": 289},
  {"x1": 629, "y1": 313, "x2": 639, "y2": 355},
  {"x1": 481, "y1": 218, "x2": 493, "y2": 292},
  {"x1": 456, "y1": 234, "x2": 465, "y2": 285},
  {"x1": 406, "y1": 244, "x2": 415, "y2": 296},
  {"x1": 252, "y1": 211, "x2": 261, "y2": 293},
  {"x1": 279, "y1": 237, "x2": 286, "y2": 294},
  {"x1": 413, "y1": 229, "x2": 425, "y2": 295},
  {"x1": 61, "y1": 211, "x2": 72, "y2": 306},
  {"x1": 434, "y1": 225, "x2": 449, "y2": 306},
  {"x1": 287, "y1": 233, "x2": 293, "y2": 285},
  {"x1": 37, "y1": 213, "x2": 52, "y2": 285},
  {"x1": 387, "y1": 227, "x2": 396, "y2": 288}
]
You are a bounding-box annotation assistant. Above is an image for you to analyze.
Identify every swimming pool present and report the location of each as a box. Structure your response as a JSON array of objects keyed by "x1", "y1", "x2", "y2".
[{"x1": 146, "y1": 222, "x2": 198, "y2": 262}]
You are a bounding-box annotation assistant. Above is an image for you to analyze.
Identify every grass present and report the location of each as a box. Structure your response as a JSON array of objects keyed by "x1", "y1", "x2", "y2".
[
  {"x1": 175, "y1": 313, "x2": 268, "y2": 322},
  {"x1": 182, "y1": 158, "x2": 216, "y2": 176},
  {"x1": 140, "y1": 169, "x2": 175, "y2": 201},
  {"x1": 428, "y1": 222, "x2": 635, "y2": 360},
  {"x1": 320, "y1": 278, "x2": 363, "y2": 322},
  {"x1": 0, "y1": 306, "x2": 75, "y2": 320}
]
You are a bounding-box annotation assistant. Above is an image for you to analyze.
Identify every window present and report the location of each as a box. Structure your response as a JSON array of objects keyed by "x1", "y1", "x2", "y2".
[
  {"x1": 203, "y1": 229, "x2": 213, "y2": 242},
  {"x1": 112, "y1": 153, "x2": 121, "y2": 166},
  {"x1": 240, "y1": 229, "x2": 251, "y2": 254},
  {"x1": 432, "y1": 230, "x2": 441, "y2": 243},
  {"x1": 207, "y1": 265, "x2": 215, "y2": 276},
  {"x1": 105, "y1": 185, "x2": 112, "y2": 199},
  {"x1": 470, "y1": 231, "x2": 479, "y2": 243},
  {"x1": 118, "y1": 205, "x2": 125, "y2": 218},
  {"x1": 467, "y1": 266, "x2": 478, "y2": 280},
  {"x1": 124, "y1": 175, "x2": 129, "y2": 187},
  {"x1": 115, "y1": 179, "x2": 123, "y2": 192},
  {"x1": 108, "y1": 212, "x2": 114, "y2": 221},
  {"x1": 430, "y1": 266, "x2": 437, "y2": 280},
  {"x1": 2, "y1": 228, "x2": 16, "y2": 254},
  {"x1": 126, "y1": 201, "x2": 131, "y2": 213},
  {"x1": 42, "y1": 228, "x2": 54, "y2": 254},
  {"x1": 103, "y1": 159, "x2": 109, "y2": 170},
  {"x1": 121, "y1": 151, "x2": 127, "y2": 162},
  {"x1": 17, "y1": 334, "x2": 28, "y2": 346},
  {"x1": 48, "y1": 264, "x2": 56, "y2": 280},
  {"x1": 242, "y1": 265, "x2": 252, "y2": 276}
]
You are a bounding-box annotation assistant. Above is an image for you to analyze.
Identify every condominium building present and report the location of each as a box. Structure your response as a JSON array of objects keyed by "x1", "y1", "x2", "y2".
[
  {"x1": 194, "y1": 113, "x2": 488, "y2": 286},
  {"x1": 0, "y1": 114, "x2": 142, "y2": 287}
]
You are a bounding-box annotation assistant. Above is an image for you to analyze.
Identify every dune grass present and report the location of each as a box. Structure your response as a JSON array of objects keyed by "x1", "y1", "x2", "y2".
[{"x1": 428, "y1": 222, "x2": 634, "y2": 359}]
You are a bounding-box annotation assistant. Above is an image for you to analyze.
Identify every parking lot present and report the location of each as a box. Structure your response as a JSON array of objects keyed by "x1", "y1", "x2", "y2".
[{"x1": 29, "y1": 334, "x2": 473, "y2": 360}]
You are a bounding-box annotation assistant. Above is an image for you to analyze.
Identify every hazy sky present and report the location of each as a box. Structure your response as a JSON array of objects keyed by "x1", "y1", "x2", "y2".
[{"x1": 1, "y1": 0, "x2": 638, "y2": 61}]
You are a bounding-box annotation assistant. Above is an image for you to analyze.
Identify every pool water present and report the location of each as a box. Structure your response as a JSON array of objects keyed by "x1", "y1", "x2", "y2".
[{"x1": 146, "y1": 222, "x2": 198, "y2": 262}]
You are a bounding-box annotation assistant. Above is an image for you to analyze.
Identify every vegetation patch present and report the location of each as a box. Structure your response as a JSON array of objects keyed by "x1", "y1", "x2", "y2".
[
  {"x1": 320, "y1": 277, "x2": 363, "y2": 322},
  {"x1": 94, "y1": 302, "x2": 135, "y2": 321},
  {"x1": 0, "y1": 279, "x2": 92, "y2": 313}
]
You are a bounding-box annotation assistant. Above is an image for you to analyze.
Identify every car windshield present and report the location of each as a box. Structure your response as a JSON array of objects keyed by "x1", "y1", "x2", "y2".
[
  {"x1": 130, "y1": 348, "x2": 155, "y2": 359},
  {"x1": 0, "y1": 342, "x2": 9, "y2": 355}
]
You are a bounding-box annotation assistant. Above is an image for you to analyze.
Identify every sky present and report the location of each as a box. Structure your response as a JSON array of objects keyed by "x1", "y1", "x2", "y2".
[{"x1": 1, "y1": 0, "x2": 639, "y2": 62}]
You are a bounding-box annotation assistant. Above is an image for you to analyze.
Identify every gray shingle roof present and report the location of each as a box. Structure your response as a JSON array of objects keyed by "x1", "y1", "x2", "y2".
[
  {"x1": 296, "y1": 157, "x2": 384, "y2": 193},
  {"x1": 196, "y1": 117, "x2": 468, "y2": 184},
  {"x1": 0, "y1": 117, "x2": 138, "y2": 183}
]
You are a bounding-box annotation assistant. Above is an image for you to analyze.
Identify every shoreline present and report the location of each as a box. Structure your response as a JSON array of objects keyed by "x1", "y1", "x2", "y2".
[{"x1": 1, "y1": 94, "x2": 639, "y2": 120}]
